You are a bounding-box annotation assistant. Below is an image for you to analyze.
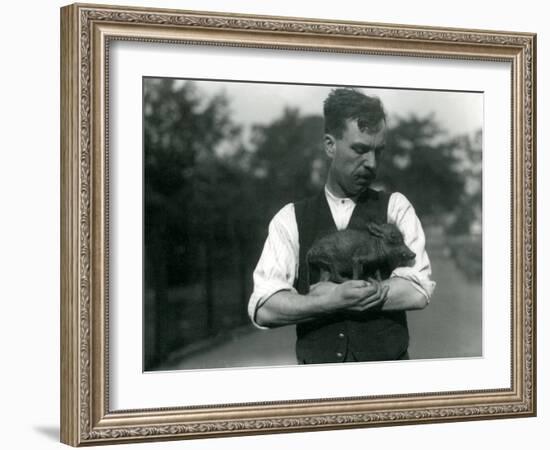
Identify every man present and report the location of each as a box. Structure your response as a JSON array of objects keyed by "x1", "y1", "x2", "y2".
[{"x1": 248, "y1": 88, "x2": 435, "y2": 364}]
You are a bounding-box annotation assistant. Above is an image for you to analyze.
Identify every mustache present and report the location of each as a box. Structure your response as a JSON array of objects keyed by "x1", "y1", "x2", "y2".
[{"x1": 355, "y1": 169, "x2": 376, "y2": 179}]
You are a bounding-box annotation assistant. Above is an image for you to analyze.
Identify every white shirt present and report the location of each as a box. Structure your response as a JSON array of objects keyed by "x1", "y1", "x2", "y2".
[{"x1": 248, "y1": 186, "x2": 436, "y2": 328}]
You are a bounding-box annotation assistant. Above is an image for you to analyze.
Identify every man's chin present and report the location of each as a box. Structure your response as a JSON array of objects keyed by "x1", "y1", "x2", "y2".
[
  {"x1": 345, "y1": 186, "x2": 369, "y2": 199},
  {"x1": 352, "y1": 180, "x2": 372, "y2": 192}
]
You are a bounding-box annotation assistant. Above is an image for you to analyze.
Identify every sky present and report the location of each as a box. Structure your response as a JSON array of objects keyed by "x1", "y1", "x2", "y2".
[{"x1": 173, "y1": 78, "x2": 483, "y2": 139}]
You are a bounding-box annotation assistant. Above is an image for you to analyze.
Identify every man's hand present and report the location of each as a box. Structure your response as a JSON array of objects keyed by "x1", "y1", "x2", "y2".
[
  {"x1": 309, "y1": 278, "x2": 389, "y2": 313},
  {"x1": 255, "y1": 278, "x2": 391, "y2": 328}
]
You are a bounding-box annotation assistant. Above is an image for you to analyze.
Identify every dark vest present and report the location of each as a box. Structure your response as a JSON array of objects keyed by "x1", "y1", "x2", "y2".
[{"x1": 293, "y1": 189, "x2": 409, "y2": 364}]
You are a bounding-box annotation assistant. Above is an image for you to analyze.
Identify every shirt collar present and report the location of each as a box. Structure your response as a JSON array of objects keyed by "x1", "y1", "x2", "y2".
[{"x1": 324, "y1": 185, "x2": 356, "y2": 205}]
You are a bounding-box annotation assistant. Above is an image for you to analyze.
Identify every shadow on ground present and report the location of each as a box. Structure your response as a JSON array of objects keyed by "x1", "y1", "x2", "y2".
[{"x1": 33, "y1": 426, "x2": 59, "y2": 441}]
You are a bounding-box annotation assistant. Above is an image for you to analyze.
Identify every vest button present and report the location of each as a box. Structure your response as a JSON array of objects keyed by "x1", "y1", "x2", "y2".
[
  {"x1": 338, "y1": 333, "x2": 345, "y2": 339},
  {"x1": 336, "y1": 352, "x2": 343, "y2": 358}
]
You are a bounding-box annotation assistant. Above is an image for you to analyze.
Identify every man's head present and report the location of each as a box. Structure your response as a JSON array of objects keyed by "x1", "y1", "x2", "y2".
[{"x1": 323, "y1": 88, "x2": 387, "y2": 198}]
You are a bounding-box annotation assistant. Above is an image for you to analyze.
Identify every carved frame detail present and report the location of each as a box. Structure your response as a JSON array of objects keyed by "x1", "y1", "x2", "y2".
[{"x1": 61, "y1": 3, "x2": 536, "y2": 446}]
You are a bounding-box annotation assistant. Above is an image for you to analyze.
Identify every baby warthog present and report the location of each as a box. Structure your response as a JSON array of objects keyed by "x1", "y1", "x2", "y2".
[{"x1": 306, "y1": 222, "x2": 416, "y2": 284}]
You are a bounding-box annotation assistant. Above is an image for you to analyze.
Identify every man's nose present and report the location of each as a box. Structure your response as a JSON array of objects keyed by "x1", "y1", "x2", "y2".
[{"x1": 362, "y1": 153, "x2": 376, "y2": 168}]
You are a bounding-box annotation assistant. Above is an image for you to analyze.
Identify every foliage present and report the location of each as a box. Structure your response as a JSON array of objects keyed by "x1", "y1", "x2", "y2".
[
  {"x1": 248, "y1": 108, "x2": 326, "y2": 218},
  {"x1": 445, "y1": 130, "x2": 482, "y2": 235},
  {"x1": 376, "y1": 114, "x2": 466, "y2": 219},
  {"x1": 144, "y1": 78, "x2": 243, "y2": 285},
  {"x1": 144, "y1": 79, "x2": 245, "y2": 367}
]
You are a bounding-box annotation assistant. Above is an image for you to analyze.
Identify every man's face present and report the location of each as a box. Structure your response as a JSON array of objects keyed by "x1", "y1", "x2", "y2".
[{"x1": 325, "y1": 118, "x2": 386, "y2": 197}]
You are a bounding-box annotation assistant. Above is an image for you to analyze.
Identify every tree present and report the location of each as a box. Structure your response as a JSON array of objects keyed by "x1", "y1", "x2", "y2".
[
  {"x1": 248, "y1": 108, "x2": 327, "y2": 219},
  {"x1": 445, "y1": 129, "x2": 482, "y2": 236},
  {"x1": 143, "y1": 79, "x2": 241, "y2": 368},
  {"x1": 376, "y1": 114, "x2": 465, "y2": 219}
]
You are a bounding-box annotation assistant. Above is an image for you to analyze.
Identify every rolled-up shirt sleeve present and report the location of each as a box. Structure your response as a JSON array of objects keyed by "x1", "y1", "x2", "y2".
[
  {"x1": 248, "y1": 203, "x2": 299, "y2": 329},
  {"x1": 387, "y1": 192, "x2": 436, "y2": 301}
]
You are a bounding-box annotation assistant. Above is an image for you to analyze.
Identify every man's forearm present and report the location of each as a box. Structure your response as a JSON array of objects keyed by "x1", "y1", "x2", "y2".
[
  {"x1": 254, "y1": 279, "x2": 396, "y2": 327},
  {"x1": 379, "y1": 277, "x2": 429, "y2": 311},
  {"x1": 254, "y1": 290, "x2": 329, "y2": 328}
]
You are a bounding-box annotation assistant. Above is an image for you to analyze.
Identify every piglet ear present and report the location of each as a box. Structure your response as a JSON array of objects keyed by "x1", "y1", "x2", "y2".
[{"x1": 366, "y1": 222, "x2": 384, "y2": 238}]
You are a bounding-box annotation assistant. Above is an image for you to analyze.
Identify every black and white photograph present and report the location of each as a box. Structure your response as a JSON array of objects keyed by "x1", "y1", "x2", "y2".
[
  {"x1": 54, "y1": 1, "x2": 536, "y2": 447},
  {"x1": 143, "y1": 78, "x2": 483, "y2": 371}
]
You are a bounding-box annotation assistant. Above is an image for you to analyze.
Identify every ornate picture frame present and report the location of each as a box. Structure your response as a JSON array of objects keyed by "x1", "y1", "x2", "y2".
[{"x1": 60, "y1": 2, "x2": 536, "y2": 446}]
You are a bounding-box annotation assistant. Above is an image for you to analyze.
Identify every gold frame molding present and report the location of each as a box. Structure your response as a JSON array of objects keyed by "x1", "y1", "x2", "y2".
[{"x1": 60, "y1": 2, "x2": 537, "y2": 446}]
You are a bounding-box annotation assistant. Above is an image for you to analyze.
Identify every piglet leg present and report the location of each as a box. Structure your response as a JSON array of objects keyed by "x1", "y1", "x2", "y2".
[
  {"x1": 352, "y1": 257, "x2": 363, "y2": 280},
  {"x1": 352, "y1": 253, "x2": 379, "y2": 280},
  {"x1": 319, "y1": 268, "x2": 332, "y2": 282}
]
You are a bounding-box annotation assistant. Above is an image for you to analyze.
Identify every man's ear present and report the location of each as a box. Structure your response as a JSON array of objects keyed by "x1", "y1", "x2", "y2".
[{"x1": 324, "y1": 134, "x2": 336, "y2": 159}]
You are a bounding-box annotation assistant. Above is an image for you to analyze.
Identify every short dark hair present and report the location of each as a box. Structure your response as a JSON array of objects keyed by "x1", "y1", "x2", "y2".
[{"x1": 323, "y1": 88, "x2": 386, "y2": 138}]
